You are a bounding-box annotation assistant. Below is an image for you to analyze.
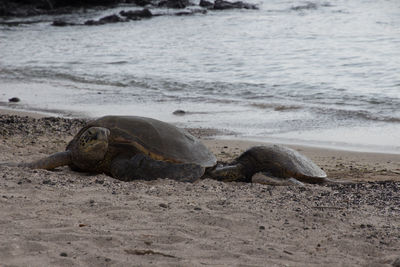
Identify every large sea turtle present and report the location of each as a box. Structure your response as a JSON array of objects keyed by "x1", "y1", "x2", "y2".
[{"x1": 5, "y1": 115, "x2": 341, "y2": 185}]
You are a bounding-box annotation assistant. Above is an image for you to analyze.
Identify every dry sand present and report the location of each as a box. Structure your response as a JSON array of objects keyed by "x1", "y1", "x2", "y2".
[{"x1": 0, "y1": 111, "x2": 399, "y2": 266}]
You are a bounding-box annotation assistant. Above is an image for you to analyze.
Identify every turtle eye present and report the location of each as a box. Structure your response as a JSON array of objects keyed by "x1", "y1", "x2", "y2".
[
  {"x1": 92, "y1": 132, "x2": 99, "y2": 140},
  {"x1": 87, "y1": 128, "x2": 96, "y2": 136},
  {"x1": 87, "y1": 128, "x2": 101, "y2": 141}
]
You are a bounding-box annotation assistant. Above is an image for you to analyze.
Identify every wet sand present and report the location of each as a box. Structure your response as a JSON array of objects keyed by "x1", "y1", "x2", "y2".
[{"x1": 0, "y1": 111, "x2": 399, "y2": 266}]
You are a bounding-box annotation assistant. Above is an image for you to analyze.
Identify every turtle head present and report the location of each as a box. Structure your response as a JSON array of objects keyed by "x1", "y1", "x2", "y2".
[{"x1": 76, "y1": 127, "x2": 110, "y2": 162}]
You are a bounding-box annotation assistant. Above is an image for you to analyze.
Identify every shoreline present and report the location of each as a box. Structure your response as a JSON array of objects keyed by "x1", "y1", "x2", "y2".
[
  {"x1": 2, "y1": 107, "x2": 400, "y2": 158},
  {"x1": 0, "y1": 107, "x2": 51, "y2": 119}
]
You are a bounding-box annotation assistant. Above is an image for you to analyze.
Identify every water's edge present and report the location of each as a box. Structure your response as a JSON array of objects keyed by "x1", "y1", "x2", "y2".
[{"x1": 2, "y1": 105, "x2": 399, "y2": 155}]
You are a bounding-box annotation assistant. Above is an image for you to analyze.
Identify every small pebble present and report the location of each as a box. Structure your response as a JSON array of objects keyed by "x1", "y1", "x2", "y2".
[
  {"x1": 173, "y1": 109, "x2": 186, "y2": 115},
  {"x1": 159, "y1": 203, "x2": 168, "y2": 208},
  {"x1": 8, "y1": 97, "x2": 20, "y2": 103}
]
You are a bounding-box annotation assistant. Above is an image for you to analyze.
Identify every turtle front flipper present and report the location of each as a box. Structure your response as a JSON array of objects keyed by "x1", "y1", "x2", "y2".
[
  {"x1": 19, "y1": 151, "x2": 72, "y2": 170},
  {"x1": 207, "y1": 164, "x2": 249, "y2": 182},
  {"x1": 110, "y1": 154, "x2": 205, "y2": 182},
  {"x1": 208, "y1": 146, "x2": 283, "y2": 182}
]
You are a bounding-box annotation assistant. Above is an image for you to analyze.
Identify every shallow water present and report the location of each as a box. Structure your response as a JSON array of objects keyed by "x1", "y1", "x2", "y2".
[{"x1": 1, "y1": 0, "x2": 399, "y2": 153}]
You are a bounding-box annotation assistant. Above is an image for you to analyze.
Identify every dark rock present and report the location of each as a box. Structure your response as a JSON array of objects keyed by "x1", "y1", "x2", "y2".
[
  {"x1": 84, "y1": 19, "x2": 98, "y2": 25},
  {"x1": 17, "y1": 178, "x2": 32, "y2": 184},
  {"x1": 159, "y1": 203, "x2": 168, "y2": 208},
  {"x1": 199, "y1": 0, "x2": 213, "y2": 8},
  {"x1": 158, "y1": 0, "x2": 189, "y2": 9},
  {"x1": 52, "y1": 20, "x2": 68, "y2": 26},
  {"x1": 52, "y1": 0, "x2": 122, "y2": 8},
  {"x1": 172, "y1": 109, "x2": 186, "y2": 115},
  {"x1": 60, "y1": 252, "x2": 68, "y2": 257},
  {"x1": 0, "y1": 0, "x2": 125, "y2": 18},
  {"x1": 291, "y1": 3, "x2": 318, "y2": 11},
  {"x1": 8, "y1": 97, "x2": 20, "y2": 103},
  {"x1": 99, "y1": 14, "x2": 125, "y2": 23},
  {"x1": 213, "y1": 0, "x2": 258, "y2": 10},
  {"x1": 42, "y1": 179, "x2": 55, "y2": 185},
  {"x1": 95, "y1": 179, "x2": 104, "y2": 184},
  {"x1": 127, "y1": 0, "x2": 153, "y2": 6},
  {"x1": 52, "y1": 20, "x2": 76, "y2": 26},
  {"x1": 84, "y1": 14, "x2": 125, "y2": 26},
  {"x1": 175, "y1": 9, "x2": 207, "y2": 16},
  {"x1": 120, "y1": 8, "x2": 152, "y2": 19}
]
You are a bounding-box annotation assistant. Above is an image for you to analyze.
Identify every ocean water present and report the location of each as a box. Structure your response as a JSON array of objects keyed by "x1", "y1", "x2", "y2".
[{"x1": 0, "y1": 0, "x2": 399, "y2": 153}]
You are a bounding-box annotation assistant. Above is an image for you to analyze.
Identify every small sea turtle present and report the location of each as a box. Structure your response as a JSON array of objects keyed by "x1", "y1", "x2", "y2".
[
  {"x1": 5, "y1": 115, "x2": 341, "y2": 185},
  {"x1": 208, "y1": 145, "x2": 337, "y2": 186}
]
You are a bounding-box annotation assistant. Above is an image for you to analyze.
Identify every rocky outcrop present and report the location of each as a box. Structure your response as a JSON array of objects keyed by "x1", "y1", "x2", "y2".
[
  {"x1": 52, "y1": 8, "x2": 153, "y2": 26},
  {"x1": 2, "y1": 0, "x2": 257, "y2": 18},
  {"x1": 0, "y1": 0, "x2": 123, "y2": 17},
  {"x1": 1, "y1": 0, "x2": 258, "y2": 27}
]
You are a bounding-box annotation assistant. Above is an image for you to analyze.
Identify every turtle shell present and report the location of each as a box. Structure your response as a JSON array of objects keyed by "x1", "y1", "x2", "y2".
[
  {"x1": 67, "y1": 116, "x2": 216, "y2": 171},
  {"x1": 268, "y1": 145, "x2": 327, "y2": 179}
]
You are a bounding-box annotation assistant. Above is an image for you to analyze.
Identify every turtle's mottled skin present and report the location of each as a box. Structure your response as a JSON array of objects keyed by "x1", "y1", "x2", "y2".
[{"x1": 9, "y1": 115, "x2": 343, "y2": 185}]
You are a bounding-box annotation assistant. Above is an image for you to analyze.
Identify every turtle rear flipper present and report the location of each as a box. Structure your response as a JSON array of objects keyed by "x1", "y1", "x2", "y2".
[
  {"x1": 252, "y1": 172, "x2": 305, "y2": 186},
  {"x1": 0, "y1": 162, "x2": 19, "y2": 167},
  {"x1": 110, "y1": 154, "x2": 205, "y2": 182},
  {"x1": 20, "y1": 151, "x2": 72, "y2": 170}
]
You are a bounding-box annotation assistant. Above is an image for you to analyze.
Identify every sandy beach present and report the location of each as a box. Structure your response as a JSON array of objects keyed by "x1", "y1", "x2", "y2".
[{"x1": 0, "y1": 109, "x2": 399, "y2": 266}]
